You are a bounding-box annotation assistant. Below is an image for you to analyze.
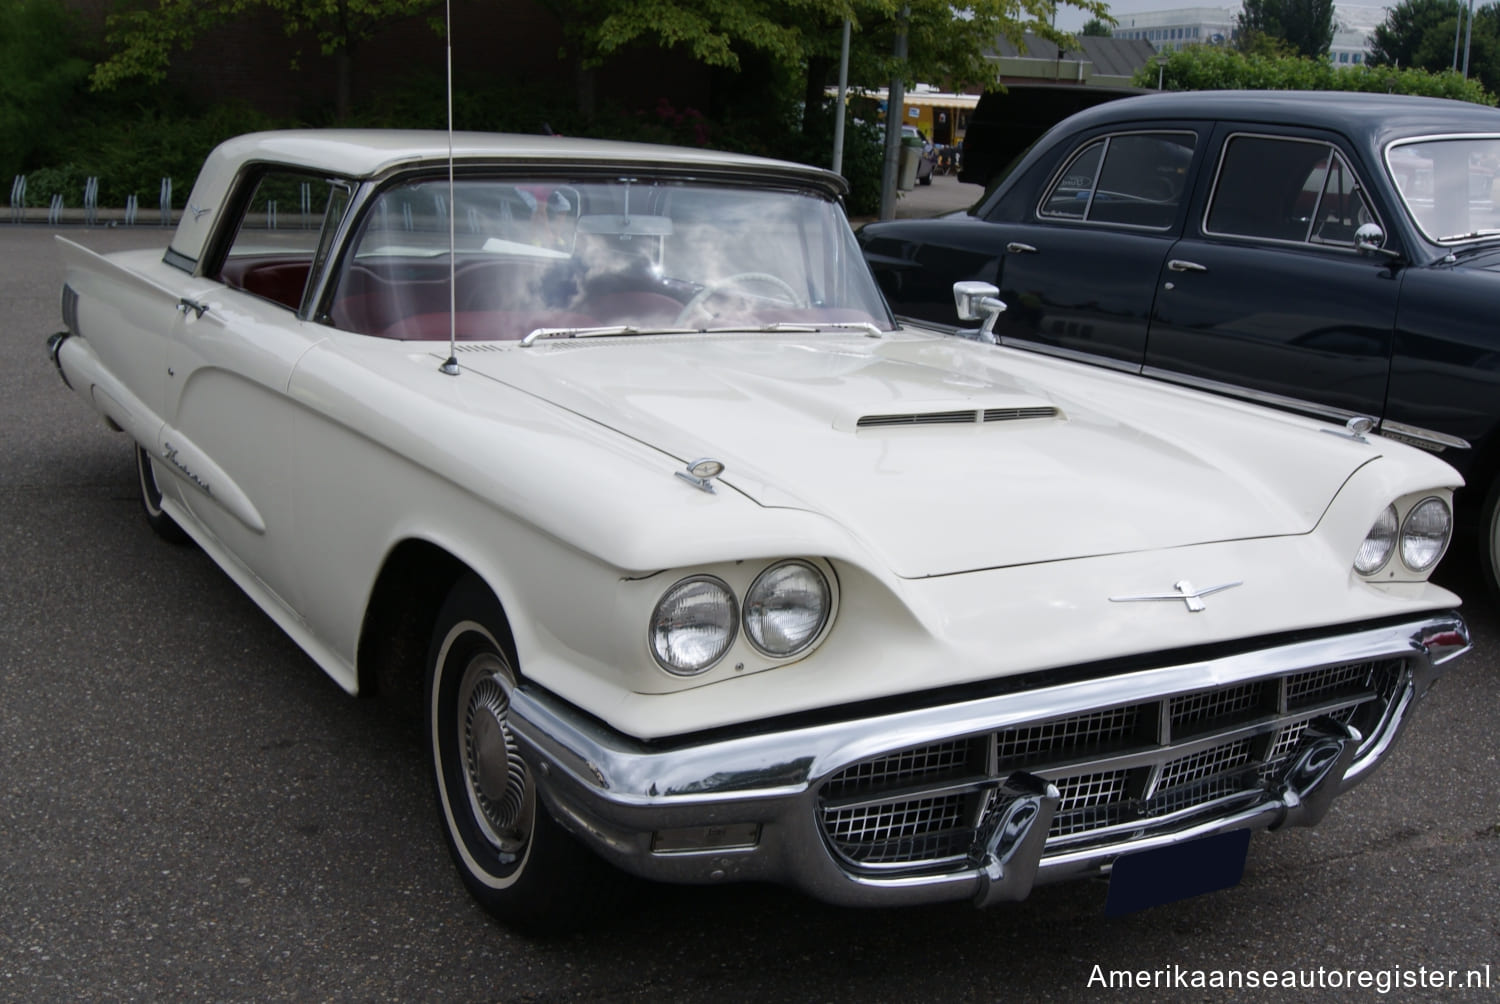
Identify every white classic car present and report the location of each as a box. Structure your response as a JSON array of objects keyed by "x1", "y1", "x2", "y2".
[{"x1": 48, "y1": 130, "x2": 1469, "y2": 933}]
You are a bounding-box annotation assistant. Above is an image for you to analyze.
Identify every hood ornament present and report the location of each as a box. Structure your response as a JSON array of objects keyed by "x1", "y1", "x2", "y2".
[
  {"x1": 675, "y1": 458, "x2": 724, "y2": 494},
  {"x1": 1109, "y1": 579, "x2": 1242, "y2": 613}
]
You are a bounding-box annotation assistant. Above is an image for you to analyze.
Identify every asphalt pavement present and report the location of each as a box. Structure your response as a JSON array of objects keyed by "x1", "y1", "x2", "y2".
[{"x1": 1, "y1": 223, "x2": 1497, "y2": 1002}]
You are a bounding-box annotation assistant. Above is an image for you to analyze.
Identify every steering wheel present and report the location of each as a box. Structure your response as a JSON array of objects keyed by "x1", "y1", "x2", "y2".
[{"x1": 674, "y1": 272, "x2": 804, "y2": 326}]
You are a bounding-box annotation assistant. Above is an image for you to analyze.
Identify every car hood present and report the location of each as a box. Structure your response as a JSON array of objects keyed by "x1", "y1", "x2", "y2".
[{"x1": 452, "y1": 332, "x2": 1375, "y2": 578}]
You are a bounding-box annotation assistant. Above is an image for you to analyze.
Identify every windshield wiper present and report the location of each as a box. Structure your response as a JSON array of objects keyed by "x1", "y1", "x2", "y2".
[
  {"x1": 1437, "y1": 228, "x2": 1500, "y2": 242},
  {"x1": 520, "y1": 324, "x2": 698, "y2": 346},
  {"x1": 708, "y1": 321, "x2": 887, "y2": 338}
]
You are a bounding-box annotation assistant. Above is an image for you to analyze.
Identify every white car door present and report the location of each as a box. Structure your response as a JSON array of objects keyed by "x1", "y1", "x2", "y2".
[{"x1": 161, "y1": 170, "x2": 349, "y2": 616}]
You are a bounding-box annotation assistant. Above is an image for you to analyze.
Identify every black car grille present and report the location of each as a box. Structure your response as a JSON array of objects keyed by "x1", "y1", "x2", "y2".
[{"x1": 817, "y1": 658, "x2": 1406, "y2": 871}]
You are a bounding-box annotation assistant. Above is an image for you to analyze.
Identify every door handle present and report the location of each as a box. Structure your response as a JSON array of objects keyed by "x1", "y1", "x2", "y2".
[
  {"x1": 1005, "y1": 242, "x2": 1038, "y2": 254},
  {"x1": 1167, "y1": 259, "x2": 1207, "y2": 273},
  {"x1": 176, "y1": 297, "x2": 209, "y2": 319}
]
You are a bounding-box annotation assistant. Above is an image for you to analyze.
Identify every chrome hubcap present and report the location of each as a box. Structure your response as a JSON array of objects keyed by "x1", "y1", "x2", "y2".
[{"x1": 457, "y1": 652, "x2": 533, "y2": 855}]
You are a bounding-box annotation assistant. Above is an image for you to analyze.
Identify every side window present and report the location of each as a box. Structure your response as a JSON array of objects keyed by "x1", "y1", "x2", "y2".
[
  {"x1": 1038, "y1": 132, "x2": 1196, "y2": 229},
  {"x1": 217, "y1": 170, "x2": 350, "y2": 312},
  {"x1": 1206, "y1": 135, "x2": 1376, "y2": 246}
]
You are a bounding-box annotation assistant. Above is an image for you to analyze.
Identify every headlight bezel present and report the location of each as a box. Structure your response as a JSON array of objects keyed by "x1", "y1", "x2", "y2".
[{"x1": 646, "y1": 558, "x2": 839, "y2": 679}]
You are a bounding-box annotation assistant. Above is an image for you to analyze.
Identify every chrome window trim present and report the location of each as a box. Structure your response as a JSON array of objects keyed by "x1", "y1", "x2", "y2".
[
  {"x1": 1202, "y1": 131, "x2": 1385, "y2": 250},
  {"x1": 1384, "y1": 131, "x2": 1500, "y2": 246},
  {"x1": 1034, "y1": 129, "x2": 1198, "y2": 232}
]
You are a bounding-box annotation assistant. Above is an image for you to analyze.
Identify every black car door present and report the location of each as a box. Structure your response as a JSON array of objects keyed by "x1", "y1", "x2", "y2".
[
  {"x1": 1142, "y1": 127, "x2": 1400, "y2": 421},
  {"x1": 986, "y1": 128, "x2": 1201, "y2": 369}
]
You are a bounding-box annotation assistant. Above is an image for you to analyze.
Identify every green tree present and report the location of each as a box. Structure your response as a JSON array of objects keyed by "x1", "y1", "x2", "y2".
[
  {"x1": 545, "y1": 0, "x2": 1109, "y2": 131},
  {"x1": 92, "y1": 0, "x2": 443, "y2": 121},
  {"x1": 1369, "y1": 0, "x2": 1465, "y2": 69},
  {"x1": 1081, "y1": 18, "x2": 1114, "y2": 36},
  {"x1": 1136, "y1": 42, "x2": 1494, "y2": 103},
  {"x1": 1369, "y1": 1, "x2": 1500, "y2": 95},
  {"x1": 1236, "y1": 0, "x2": 1336, "y2": 57},
  {"x1": 0, "y1": 0, "x2": 93, "y2": 181}
]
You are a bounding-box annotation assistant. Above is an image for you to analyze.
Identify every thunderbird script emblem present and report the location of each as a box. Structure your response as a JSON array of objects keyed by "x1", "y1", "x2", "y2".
[{"x1": 1109, "y1": 579, "x2": 1242, "y2": 613}]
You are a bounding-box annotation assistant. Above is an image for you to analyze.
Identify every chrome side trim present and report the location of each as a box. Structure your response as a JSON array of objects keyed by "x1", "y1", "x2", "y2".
[
  {"x1": 1376, "y1": 419, "x2": 1471, "y2": 453},
  {"x1": 510, "y1": 614, "x2": 1465, "y2": 908},
  {"x1": 1000, "y1": 336, "x2": 1144, "y2": 374},
  {"x1": 1141, "y1": 365, "x2": 1365, "y2": 423}
]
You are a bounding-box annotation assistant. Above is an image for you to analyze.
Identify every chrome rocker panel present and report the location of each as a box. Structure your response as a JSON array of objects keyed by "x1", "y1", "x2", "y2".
[{"x1": 511, "y1": 614, "x2": 1467, "y2": 908}]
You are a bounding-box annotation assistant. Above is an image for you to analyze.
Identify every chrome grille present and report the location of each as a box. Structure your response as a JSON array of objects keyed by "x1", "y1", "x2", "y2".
[
  {"x1": 1170, "y1": 681, "x2": 1269, "y2": 730},
  {"x1": 1157, "y1": 738, "x2": 1254, "y2": 791},
  {"x1": 1052, "y1": 770, "x2": 1132, "y2": 837},
  {"x1": 994, "y1": 705, "x2": 1145, "y2": 767},
  {"x1": 822, "y1": 793, "x2": 973, "y2": 865},
  {"x1": 821, "y1": 739, "x2": 977, "y2": 799},
  {"x1": 1286, "y1": 660, "x2": 1377, "y2": 707},
  {"x1": 817, "y1": 657, "x2": 1410, "y2": 871}
]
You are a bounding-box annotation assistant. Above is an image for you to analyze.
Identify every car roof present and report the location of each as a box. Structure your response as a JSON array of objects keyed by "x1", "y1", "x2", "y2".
[
  {"x1": 1059, "y1": 90, "x2": 1500, "y2": 146},
  {"x1": 170, "y1": 129, "x2": 846, "y2": 264}
]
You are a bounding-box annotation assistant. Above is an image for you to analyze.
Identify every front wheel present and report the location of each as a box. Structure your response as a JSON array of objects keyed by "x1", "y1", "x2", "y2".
[
  {"x1": 1480, "y1": 477, "x2": 1500, "y2": 601},
  {"x1": 426, "y1": 575, "x2": 628, "y2": 933}
]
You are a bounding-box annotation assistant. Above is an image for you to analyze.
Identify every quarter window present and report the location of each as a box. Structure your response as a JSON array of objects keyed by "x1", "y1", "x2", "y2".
[
  {"x1": 1039, "y1": 132, "x2": 1196, "y2": 229},
  {"x1": 217, "y1": 170, "x2": 351, "y2": 312},
  {"x1": 1205, "y1": 135, "x2": 1376, "y2": 247}
]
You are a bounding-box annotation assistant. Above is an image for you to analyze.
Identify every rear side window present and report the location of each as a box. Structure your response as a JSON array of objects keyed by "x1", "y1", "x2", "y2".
[
  {"x1": 217, "y1": 170, "x2": 351, "y2": 312},
  {"x1": 1038, "y1": 131, "x2": 1196, "y2": 229},
  {"x1": 1205, "y1": 134, "x2": 1377, "y2": 246}
]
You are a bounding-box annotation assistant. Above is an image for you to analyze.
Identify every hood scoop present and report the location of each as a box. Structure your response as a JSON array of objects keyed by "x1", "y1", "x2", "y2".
[{"x1": 855, "y1": 405, "x2": 1060, "y2": 429}]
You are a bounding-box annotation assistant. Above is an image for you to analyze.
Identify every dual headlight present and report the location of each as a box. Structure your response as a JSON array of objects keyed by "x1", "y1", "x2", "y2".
[
  {"x1": 649, "y1": 560, "x2": 833, "y2": 675},
  {"x1": 1355, "y1": 496, "x2": 1451, "y2": 577}
]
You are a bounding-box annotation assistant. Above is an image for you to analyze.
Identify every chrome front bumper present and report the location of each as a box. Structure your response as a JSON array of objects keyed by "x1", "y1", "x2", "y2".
[{"x1": 510, "y1": 614, "x2": 1467, "y2": 908}]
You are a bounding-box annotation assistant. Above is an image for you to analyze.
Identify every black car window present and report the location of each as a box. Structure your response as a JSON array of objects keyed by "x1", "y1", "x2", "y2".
[
  {"x1": 1037, "y1": 131, "x2": 1196, "y2": 229},
  {"x1": 1205, "y1": 134, "x2": 1376, "y2": 247}
]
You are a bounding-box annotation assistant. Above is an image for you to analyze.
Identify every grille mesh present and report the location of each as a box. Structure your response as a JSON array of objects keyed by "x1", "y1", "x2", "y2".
[
  {"x1": 1286, "y1": 660, "x2": 1374, "y2": 707},
  {"x1": 817, "y1": 658, "x2": 1410, "y2": 871},
  {"x1": 821, "y1": 739, "x2": 975, "y2": 799},
  {"x1": 822, "y1": 793, "x2": 972, "y2": 864},
  {"x1": 994, "y1": 705, "x2": 1144, "y2": 767},
  {"x1": 1157, "y1": 738, "x2": 1253, "y2": 791},
  {"x1": 1171, "y1": 683, "x2": 1267, "y2": 733}
]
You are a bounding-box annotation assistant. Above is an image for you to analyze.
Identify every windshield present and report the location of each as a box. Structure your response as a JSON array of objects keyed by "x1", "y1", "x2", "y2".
[
  {"x1": 327, "y1": 176, "x2": 893, "y2": 340},
  {"x1": 1386, "y1": 136, "x2": 1500, "y2": 244}
]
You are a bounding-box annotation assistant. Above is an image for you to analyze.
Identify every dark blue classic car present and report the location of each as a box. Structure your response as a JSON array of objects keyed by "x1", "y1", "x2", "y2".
[{"x1": 859, "y1": 90, "x2": 1500, "y2": 593}]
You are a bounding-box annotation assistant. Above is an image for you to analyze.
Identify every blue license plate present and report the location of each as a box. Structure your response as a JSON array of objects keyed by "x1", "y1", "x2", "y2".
[{"x1": 1104, "y1": 829, "x2": 1251, "y2": 916}]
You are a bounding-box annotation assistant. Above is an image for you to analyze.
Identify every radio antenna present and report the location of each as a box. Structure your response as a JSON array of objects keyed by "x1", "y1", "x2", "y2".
[{"x1": 438, "y1": 0, "x2": 460, "y2": 376}]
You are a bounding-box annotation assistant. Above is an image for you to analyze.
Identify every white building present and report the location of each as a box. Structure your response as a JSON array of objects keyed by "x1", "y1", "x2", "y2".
[{"x1": 1105, "y1": 4, "x2": 1391, "y2": 64}]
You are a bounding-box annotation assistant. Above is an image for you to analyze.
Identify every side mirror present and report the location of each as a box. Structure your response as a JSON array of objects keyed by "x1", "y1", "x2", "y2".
[
  {"x1": 1354, "y1": 222, "x2": 1401, "y2": 261},
  {"x1": 953, "y1": 280, "x2": 1007, "y2": 343}
]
